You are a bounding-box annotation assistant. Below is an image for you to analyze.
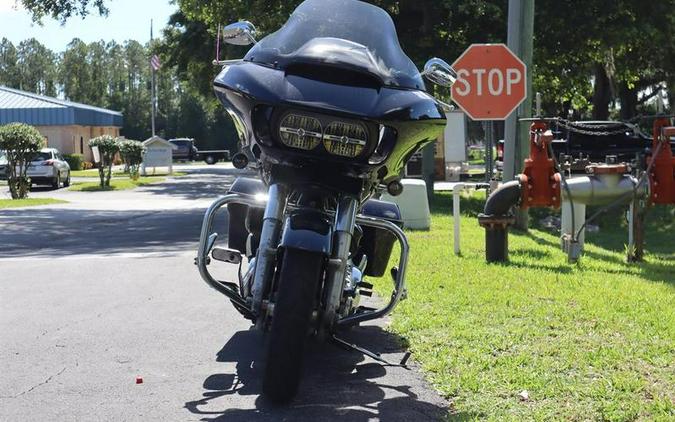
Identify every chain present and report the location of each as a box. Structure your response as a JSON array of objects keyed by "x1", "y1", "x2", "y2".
[{"x1": 553, "y1": 118, "x2": 632, "y2": 137}]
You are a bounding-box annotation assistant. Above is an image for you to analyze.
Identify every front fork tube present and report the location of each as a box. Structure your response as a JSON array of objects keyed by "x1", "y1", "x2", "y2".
[
  {"x1": 321, "y1": 196, "x2": 359, "y2": 334},
  {"x1": 251, "y1": 183, "x2": 288, "y2": 319}
]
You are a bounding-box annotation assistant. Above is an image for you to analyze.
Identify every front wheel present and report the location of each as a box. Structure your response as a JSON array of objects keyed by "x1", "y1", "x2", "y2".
[
  {"x1": 262, "y1": 248, "x2": 324, "y2": 403},
  {"x1": 204, "y1": 155, "x2": 216, "y2": 165}
]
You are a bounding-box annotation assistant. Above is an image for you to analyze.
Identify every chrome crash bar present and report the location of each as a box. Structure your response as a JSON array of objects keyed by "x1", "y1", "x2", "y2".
[
  {"x1": 337, "y1": 215, "x2": 409, "y2": 327},
  {"x1": 197, "y1": 194, "x2": 410, "y2": 327},
  {"x1": 196, "y1": 192, "x2": 266, "y2": 319}
]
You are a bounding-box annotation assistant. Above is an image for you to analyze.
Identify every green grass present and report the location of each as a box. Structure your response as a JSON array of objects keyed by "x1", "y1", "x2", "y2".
[
  {"x1": 374, "y1": 192, "x2": 674, "y2": 421},
  {"x1": 0, "y1": 198, "x2": 68, "y2": 208},
  {"x1": 70, "y1": 169, "x2": 186, "y2": 177},
  {"x1": 68, "y1": 177, "x2": 165, "y2": 191}
]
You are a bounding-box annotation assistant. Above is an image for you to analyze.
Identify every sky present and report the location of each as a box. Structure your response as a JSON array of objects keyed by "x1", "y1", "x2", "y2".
[{"x1": 0, "y1": 0, "x2": 177, "y2": 52}]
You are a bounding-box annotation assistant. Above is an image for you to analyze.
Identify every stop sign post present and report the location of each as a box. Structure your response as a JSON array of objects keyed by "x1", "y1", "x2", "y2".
[{"x1": 451, "y1": 44, "x2": 527, "y2": 121}]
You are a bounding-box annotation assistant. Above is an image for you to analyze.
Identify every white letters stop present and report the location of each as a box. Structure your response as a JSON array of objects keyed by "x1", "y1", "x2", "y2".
[{"x1": 454, "y1": 68, "x2": 522, "y2": 96}]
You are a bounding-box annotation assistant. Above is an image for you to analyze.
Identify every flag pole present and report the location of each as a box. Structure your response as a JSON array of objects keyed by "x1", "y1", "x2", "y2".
[{"x1": 150, "y1": 19, "x2": 157, "y2": 137}]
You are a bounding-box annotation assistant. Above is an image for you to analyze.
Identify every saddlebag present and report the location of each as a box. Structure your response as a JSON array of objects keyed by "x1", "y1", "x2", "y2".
[
  {"x1": 227, "y1": 177, "x2": 266, "y2": 254},
  {"x1": 359, "y1": 199, "x2": 403, "y2": 277}
]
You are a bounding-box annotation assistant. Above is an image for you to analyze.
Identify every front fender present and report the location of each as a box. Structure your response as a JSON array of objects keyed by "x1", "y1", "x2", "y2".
[{"x1": 279, "y1": 210, "x2": 333, "y2": 255}]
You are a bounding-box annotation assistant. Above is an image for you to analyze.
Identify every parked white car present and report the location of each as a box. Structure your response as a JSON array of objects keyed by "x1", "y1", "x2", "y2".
[
  {"x1": 0, "y1": 150, "x2": 7, "y2": 180},
  {"x1": 23, "y1": 148, "x2": 71, "y2": 189}
]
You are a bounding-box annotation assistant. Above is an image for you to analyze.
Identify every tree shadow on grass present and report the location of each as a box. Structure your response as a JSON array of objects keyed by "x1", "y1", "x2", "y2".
[
  {"x1": 183, "y1": 325, "x2": 463, "y2": 421},
  {"x1": 523, "y1": 231, "x2": 673, "y2": 285}
]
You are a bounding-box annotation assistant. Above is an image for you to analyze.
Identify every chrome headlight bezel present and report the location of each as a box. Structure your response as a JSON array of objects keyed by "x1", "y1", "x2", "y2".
[
  {"x1": 322, "y1": 120, "x2": 368, "y2": 158},
  {"x1": 275, "y1": 110, "x2": 372, "y2": 159},
  {"x1": 278, "y1": 113, "x2": 324, "y2": 151}
]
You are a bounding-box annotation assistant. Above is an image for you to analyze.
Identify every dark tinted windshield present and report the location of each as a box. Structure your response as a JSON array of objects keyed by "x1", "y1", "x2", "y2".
[{"x1": 244, "y1": 0, "x2": 423, "y2": 89}]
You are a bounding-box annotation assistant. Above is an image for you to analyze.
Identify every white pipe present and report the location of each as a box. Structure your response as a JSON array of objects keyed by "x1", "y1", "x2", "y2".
[{"x1": 453, "y1": 183, "x2": 465, "y2": 255}]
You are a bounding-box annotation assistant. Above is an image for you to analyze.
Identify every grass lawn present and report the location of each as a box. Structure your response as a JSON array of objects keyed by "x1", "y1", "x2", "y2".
[
  {"x1": 68, "y1": 177, "x2": 165, "y2": 191},
  {"x1": 70, "y1": 169, "x2": 186, "y2": 177},
  {"x1": 374, "y1": 191, "x2": 674, "y2": 421},
  {"x1": 0, "y1": 198, "x2": 67, "y2": 208}
]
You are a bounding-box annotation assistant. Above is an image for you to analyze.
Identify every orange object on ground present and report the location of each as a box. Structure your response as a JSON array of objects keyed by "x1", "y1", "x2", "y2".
[
  {"x1": 518, "y1": 120, "x2": 561, "y2": 209},
  {"x1": 648, "y1": 118, "x2": 675, "y2": 205}
]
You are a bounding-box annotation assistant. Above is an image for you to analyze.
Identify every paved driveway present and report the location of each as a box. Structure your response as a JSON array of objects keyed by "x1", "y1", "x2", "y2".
[{"x1": 0, "y1": 165, "x2": 448, "y2": 421}]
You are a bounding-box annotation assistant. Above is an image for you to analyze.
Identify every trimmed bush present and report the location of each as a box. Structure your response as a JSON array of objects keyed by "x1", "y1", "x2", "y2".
[
  {"x1": 89, "y1": 135, "x2": 120, "y2": 188},
  {"x1": 63, "y1": 153, "x2": 84, "y2": 171},
  {"x1": 119, "y1": 139, "x2": 146, "y2": 180},
  {"x1": 0, "y1": 123, "x2": 44, "y2": 199}
]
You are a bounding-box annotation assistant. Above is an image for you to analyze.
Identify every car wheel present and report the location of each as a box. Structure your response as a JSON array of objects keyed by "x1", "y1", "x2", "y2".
[
  {"x1": 63, "y1": 171, "x2": 71, "y2": 187},
  {"x1": 205, "y1": 155, "x2": 216, "y2": 165},
  {"x1": 52, "y1": 173, "x2": 61, "y2": 189}
]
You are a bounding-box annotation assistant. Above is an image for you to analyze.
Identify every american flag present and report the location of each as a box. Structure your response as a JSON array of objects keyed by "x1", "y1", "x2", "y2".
[{"x1": 150, "y1": 55, "x2": 161, "y2": 71}]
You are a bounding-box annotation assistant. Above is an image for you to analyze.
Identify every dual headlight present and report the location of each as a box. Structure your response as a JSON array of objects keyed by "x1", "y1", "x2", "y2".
[{"x1": 278, "y1": 113, "x2": 368, "y2": 158}]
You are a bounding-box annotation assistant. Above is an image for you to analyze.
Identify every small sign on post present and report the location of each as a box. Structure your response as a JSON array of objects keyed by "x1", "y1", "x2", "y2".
[
  {"x1": 141, "y1": 136, "x2": 177, "y2": 176},
  {"x1": 91, "y1": 146, "x2": 101, "y2": 164}
]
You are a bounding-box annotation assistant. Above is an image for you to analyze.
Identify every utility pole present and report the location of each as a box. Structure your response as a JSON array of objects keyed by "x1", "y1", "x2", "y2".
[
  {"x1": 503, "y1": 0, "x2": 535, "y2": 230},
  {"x1": 150, "y1": 19, "x2": 157, "y2": 137}
]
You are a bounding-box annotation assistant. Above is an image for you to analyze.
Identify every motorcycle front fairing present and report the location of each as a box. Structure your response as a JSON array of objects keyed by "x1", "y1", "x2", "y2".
[{"x1": 213, "y1": 0, "x2": 447, "y2": 186}]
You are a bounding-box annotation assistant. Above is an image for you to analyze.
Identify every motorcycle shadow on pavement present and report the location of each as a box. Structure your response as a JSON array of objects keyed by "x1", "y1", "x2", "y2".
[{"x1": 184, "y1": 325, "x2": 450, "y2": 421}]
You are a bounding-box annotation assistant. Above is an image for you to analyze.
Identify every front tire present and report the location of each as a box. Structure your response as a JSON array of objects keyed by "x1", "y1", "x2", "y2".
[
  {"x1": 63, "y1": 171, "x2": 71, "y2": 187},
  {"x1": 262, "y1": 248, "x2": 324, "y2": 403}
]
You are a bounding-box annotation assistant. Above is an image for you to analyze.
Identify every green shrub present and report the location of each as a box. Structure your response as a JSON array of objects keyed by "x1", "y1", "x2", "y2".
[
  {"x1": 89, "y1": 135, "x2": 120, "y2": 188},
  {"x1": 63, "y1": 153, "x2": 84, "y2": 171},
  {"x1": 118, "y1": 139, "x2": 146, "y2": 180},
  {"x1": 0, "y1": 123, "x2": 44, "y2": 199}
]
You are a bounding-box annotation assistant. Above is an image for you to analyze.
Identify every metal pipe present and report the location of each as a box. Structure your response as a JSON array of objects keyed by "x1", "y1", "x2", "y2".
[
  {"x1": 478, "y1": 179, "x2": 522, "y2": 262},
  {"x1": 483, "y1": 180, "x2": 522, "y2": 216},
  {"x1": 337, "y1": 215, "x2": 409, "y2": 327},
  {"x1": 563, "y1": 174, "x2": 637, "y2": 205}
]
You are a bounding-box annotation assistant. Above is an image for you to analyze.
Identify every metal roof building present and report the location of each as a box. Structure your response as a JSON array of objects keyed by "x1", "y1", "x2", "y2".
[
  {"x1": 0, "y1": 86, "x2": 123, "y2": 126},
  {"x1": 0, "y1": 86, "x2": 123, "y2": 161}
]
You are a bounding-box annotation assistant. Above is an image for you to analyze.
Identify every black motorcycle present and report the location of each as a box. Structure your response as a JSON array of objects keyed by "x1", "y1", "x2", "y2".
[{"x1": 196, "y1": 0, "x2": 455, "y2": 403}]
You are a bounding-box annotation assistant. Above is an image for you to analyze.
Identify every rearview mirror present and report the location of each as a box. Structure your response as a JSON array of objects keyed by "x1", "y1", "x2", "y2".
[
  {"x1": 422, "y1": 58, "x2": 457, "y2": 87},
  {"x1": 222, "y1": 21, "x2": 257, "y2": 46}
]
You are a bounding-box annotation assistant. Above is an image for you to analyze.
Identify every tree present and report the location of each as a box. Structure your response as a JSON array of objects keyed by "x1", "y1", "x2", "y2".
[
  {"x1": 88, "y1": 135, "x2": 119, "y2": 188},
  {"x1": 118, "y1": 139, "x2": 145, "y2": 180},
  {"x1": 59, "y1": 39, "x2": 93, "y2": 103},
  {"x1": 16, "y1": 39, "x2": 58, "y2": 96},
  {"x1": 0, "y1": 38, "x2": 21, "y2": 88},
  {"x1": 0, "y1": 123, "x2": 45, "y2": 199},
  {"x1": 19, "y1": 0, "x2": 109, "y2": 23}
]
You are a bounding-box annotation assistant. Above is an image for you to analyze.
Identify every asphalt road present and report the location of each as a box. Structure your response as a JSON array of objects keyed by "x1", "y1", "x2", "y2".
[{"x1": 0, "y1": 164, "x2": 448, "y2": 421}]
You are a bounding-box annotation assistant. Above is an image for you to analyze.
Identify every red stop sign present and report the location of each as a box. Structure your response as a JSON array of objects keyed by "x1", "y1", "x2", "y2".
[{"x1": 451, "y1": 44, "x2": 527, "y2": 120}]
